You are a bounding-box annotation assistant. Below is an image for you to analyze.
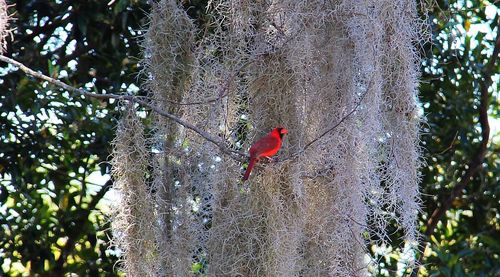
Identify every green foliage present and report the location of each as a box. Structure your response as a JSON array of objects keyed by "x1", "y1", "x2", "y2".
[
  {"x1": 0, "y1": 0, "x2": 149, "y2": 275},
  {"x1": 418, "y1": 0, "x2": 499, "y2": 276}
]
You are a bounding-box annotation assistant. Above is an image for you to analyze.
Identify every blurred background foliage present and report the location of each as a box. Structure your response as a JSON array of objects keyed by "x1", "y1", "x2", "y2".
[
  {"x1": 417, "y1": 0, "x2": 499, "y2": 276},
  {"x1": 0, "y1": 0, "x2": 149, "y2": 275},
  {"x1": 0, "y1": 0, "x2": 498, "y2": 276}
]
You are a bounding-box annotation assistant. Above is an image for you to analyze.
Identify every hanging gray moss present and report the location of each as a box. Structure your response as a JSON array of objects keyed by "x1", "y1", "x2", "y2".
[
  {"x1": 0, "y1": 0, "x2": 11, "y2": 53},
  {"x1": 110, "y1": 106, "x2": 159, "y2": 276},
  {"x1": 110, "y1": 0, "x2": 428, "y2": 275}
]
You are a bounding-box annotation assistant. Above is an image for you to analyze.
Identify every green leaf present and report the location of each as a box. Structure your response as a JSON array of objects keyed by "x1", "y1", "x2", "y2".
[
  {"x1": 77, "y1": 16, "x2": 88, "y2": 36},
  {"x1": 113, "y1": 0, "x2": 129, "y2": 15},
  {"x1": 479, "y1": 235, "x2": 500, "y2": 251},
  {"x1": 192, "y1": 262, "x2": 203, "y2": 272}
]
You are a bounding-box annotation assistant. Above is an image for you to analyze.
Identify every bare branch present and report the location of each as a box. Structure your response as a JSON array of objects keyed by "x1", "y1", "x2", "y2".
[
  {"x1": 273, "y1": 77, "x2": 373, "y2": 165},
  {"x1": 0, "y1": 54, "x2": 247, "y2": 162},
  {"x1": 303, "y1": 78, "x2": 373, "y2": 151},
  {"x1": 436, "y1": 130, "x2": 459, "y2": 155},
  {"x1": 166, "y1": 59, "x2": 255, "y2": 106}
]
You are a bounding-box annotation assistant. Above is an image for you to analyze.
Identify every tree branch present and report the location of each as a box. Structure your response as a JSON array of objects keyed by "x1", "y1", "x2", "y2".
[
  {"x1": 166, "y1": 59, "x2": 254, "y2": 106},
  {"x1": 413, "y1": 19, "x2": 499, "y2": 275},
  {"x1": 0, "y1": 54, "x2": 247, "y2": 162},
  {"x1": 273, "y1": 76, "x2": 373, "y2": 165},
  {"x1": 424, "y1": 19, "x2": 498, "y2": 238},
  {"x1": 302, "y1": 77, "x2": 373, "y2": 152}
]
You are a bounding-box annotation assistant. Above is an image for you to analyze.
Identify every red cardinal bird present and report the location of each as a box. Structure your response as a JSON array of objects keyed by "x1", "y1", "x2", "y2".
[{"x1": 242, "y1": 127, "x2": 288, "y2": 181}]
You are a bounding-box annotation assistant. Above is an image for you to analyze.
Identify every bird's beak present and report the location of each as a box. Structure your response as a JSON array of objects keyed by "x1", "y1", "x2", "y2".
[{"x1": 281, "y1": 128, "x2": 288, "y2": 134}]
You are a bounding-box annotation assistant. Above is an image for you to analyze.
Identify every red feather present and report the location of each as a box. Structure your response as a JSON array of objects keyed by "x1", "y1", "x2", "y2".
[
  {"x1": 243, "y1": 157, "x2": 257, "y2": 181},
  {"x1": 242, "y1": 127, "x2": 288, "y2": 181}
]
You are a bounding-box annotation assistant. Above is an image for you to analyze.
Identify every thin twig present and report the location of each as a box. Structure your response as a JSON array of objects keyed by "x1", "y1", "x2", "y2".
[
  {"x1": 303, "y1": 77, "x2": 374, "y2": 151},
  {"x1": 166, "y1": 59, "x2": 254, "y2": 106},
  {"x1": 0, "y1": 54, "x2": 247, "y2": 162},
  {"x1": 273, "y1": 76, "x2": 373, "y2": 165},
  {"x1": 436, "y1": 130, "x2": 458, "y2": 155}
]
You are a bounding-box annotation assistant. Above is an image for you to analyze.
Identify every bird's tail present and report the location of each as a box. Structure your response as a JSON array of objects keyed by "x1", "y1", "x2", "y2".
[{"x1": 242, "y1": 158, "x2": 256, "y2": 181}]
